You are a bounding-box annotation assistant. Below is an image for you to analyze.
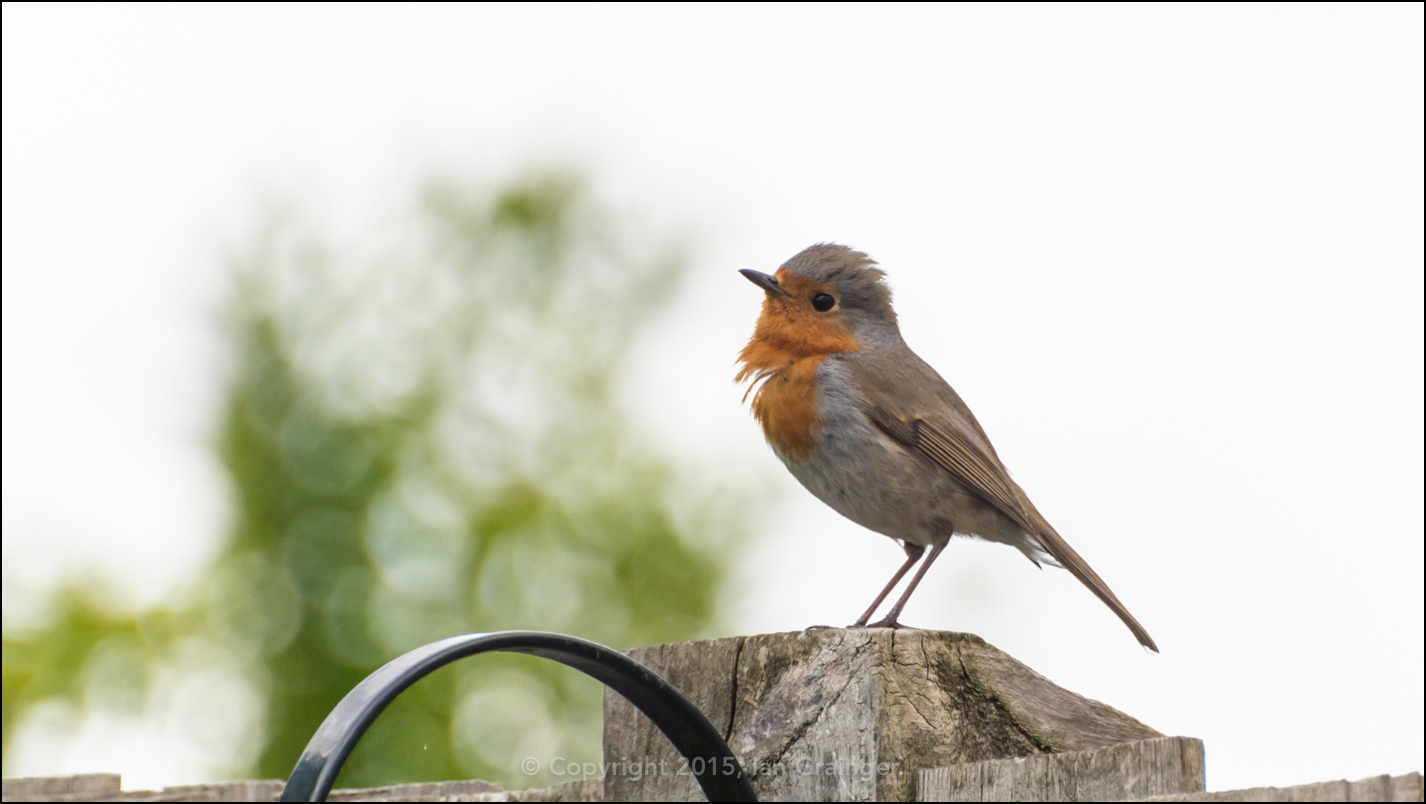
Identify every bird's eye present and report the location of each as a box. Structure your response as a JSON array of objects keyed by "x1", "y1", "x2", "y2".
[{"x1": 812, "y1": 293, "x2": 836, "y2": 312}]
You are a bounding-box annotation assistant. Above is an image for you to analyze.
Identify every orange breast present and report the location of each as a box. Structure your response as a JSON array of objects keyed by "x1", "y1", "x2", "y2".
[
  {"x1": 744, "y1": 355, "x2": 826, "y2": 459},
  {"x1": 737, "y1": 280, "x2": 862, "y2": 460}
]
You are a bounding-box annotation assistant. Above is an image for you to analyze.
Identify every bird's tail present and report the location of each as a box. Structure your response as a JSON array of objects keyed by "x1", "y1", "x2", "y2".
[{"x1": 1013, "y1": 482, "x2": 1159, "y2": 652}]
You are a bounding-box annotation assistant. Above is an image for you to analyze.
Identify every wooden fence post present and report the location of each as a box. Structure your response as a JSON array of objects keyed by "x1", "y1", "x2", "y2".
[{"x1": 604, "y1": 628, "x2": 1180, "y2": 802}]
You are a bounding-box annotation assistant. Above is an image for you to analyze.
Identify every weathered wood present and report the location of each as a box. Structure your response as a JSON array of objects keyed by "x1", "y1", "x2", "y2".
[
  {"x1": 506, "y1": 779, "x2": 604, "y2": 801},
  {"x1": 130, "y1": 781, "x2": 286, "y2": 801},
  {"x1": 0, "y1": 775, "x2": 599, "y2": 802},
  {"x1": 5, "y1": 770, "x2": 1422, "y2": 803},
  {"x1": 1140, "y1": 771, "x2": 1423, "y2": 802},
  {"x1": 327, "y1": 778, "x2": 504, "y2": 800},
  {"x1": 601, "y1": 634, "x2": 743, "y2": 801},
  {"x1": 917, "y1": 736, "x2": 1204, "y2": 801},
  {"x1": 604, "y1": 628, "x2": 1164, "y2": 801},
  {"x1": 1, "y1": 774, "x2": 121, "y2": 800},
  {"x1": 0, "y1": 778, "x2": 285, "y2": 802}
]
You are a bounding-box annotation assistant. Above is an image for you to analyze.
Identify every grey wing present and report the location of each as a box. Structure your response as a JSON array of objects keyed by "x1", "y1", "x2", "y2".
[{"x1": 863, "y1": 405, "x2": 1035, "y2": 536}]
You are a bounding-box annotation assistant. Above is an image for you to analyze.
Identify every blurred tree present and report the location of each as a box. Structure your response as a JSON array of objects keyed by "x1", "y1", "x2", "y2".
[{"x1": 2, "y1": 173, "x2": 748, "y2": 790}]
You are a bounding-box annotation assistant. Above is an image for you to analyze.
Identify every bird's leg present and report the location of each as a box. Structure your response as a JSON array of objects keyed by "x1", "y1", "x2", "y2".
[
  {"x1": 851, "y1": 542, "x2": 926, "y2": 627},
  {"x1": 866, "y1": 537, "x2": 949, "y2": 629}
]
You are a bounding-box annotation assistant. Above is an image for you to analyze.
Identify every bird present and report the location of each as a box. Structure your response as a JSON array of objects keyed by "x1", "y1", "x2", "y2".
[{"x1": 736, "y1": 244, "x2": 1158, "y2": 651}]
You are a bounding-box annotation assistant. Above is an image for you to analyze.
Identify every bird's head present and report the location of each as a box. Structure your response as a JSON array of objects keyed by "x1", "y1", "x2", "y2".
[{"x1": 738, "y1": 244, "x2": 899, "y2": 362}]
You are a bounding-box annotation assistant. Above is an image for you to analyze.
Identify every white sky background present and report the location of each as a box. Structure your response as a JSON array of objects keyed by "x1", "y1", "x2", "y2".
[{"x1": 3, "y1": 2, "x2": 1422, "y2": 793}]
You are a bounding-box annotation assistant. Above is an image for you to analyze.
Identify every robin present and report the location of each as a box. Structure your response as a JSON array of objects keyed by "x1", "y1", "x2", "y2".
[{"x1": 737, "y1": 244, "x2": 1158, "y2": 651}]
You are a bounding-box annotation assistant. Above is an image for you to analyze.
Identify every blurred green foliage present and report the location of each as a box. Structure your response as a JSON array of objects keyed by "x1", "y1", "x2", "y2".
[{"x1": 2, "y1": 173, "x2": 747, "y2": 789}]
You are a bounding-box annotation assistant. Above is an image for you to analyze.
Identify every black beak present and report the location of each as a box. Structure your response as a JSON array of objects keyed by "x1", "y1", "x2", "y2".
[{"x1": 739, "y1": 269, "x2": 790, "y2": 298}]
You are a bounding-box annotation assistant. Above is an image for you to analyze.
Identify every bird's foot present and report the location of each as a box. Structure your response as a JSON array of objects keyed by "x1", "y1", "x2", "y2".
[
  {"x1": 804, "y1": 624, "x2": 836, "y2": 631},
  {"x1": 861, "y1": 616, "x2": 912, "y2": 629}
]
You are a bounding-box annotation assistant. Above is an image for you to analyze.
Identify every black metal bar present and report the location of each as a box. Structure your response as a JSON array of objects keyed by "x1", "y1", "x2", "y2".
[{"x1": 279, "y1": 630, "x2": 756, "y2": 802}]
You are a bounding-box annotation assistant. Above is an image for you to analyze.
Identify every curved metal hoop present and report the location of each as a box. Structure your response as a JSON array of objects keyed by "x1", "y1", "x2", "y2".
[{"x1": 279, "y1": 631, "x2": 756, "y2": 802}]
